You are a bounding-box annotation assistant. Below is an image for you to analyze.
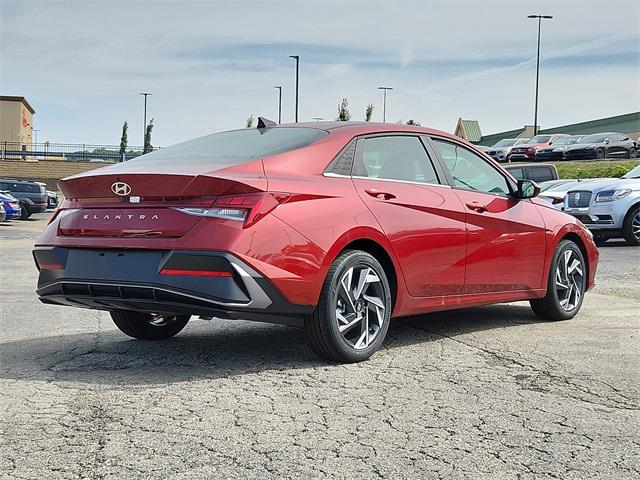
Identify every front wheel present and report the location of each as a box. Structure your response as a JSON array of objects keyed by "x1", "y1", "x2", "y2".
[
  {"x1": 596, "y1": 148, "x2": 605, "y2": 159},
  {"x1": 530, "y1": 240, "x2": 587, "y2": 321},
  {"x1": 110, "y1": 311, "x2": 190, "y2": 340},
  {"x1": 304, "y1": 250, "x2": 392, "y2": 363},
  {"x1": 622, "y1": 205, "x2": 640, "y2": 246}
]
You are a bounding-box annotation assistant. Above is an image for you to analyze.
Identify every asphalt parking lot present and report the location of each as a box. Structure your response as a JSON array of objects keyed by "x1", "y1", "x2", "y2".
[{"x1": 1, "y1": 213, "x2": 638, "y2": 480}]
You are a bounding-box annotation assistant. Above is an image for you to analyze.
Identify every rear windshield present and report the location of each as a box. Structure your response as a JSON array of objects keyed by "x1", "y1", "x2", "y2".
[
  {"x1": 0, "y1": 181, "x2": 42, "y2": 193},
  {"x1": 493, "y1": 139, "x2": 517, "y2": 147},
  {"x1": 129, "y1": 127, "x2": 328, "y2": 165},
  {"x1": 528, "y1": 135, "x2": 551, "y2": 144}
]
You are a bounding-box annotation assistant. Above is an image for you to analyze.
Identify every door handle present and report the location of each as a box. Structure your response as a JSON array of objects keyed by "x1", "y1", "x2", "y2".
[
  {"x1": 365, "y1": 189, "x2": 396, "y2": 201},
  {"x1": 466, "y1": 201, "x2": 488, "y2": 213}
]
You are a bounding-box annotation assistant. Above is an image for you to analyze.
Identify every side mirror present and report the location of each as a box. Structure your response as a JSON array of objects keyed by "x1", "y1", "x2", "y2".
[
  {"x1": 516, "y1": 179, "x2": 540, "y2": 199},
  {"x1": 604, "y1": 138, "x2": 610, "y2": 144}
]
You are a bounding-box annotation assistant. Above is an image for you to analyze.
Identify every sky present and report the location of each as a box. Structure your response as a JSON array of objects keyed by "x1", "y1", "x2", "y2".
[{"x1": 1, "y1": 0, "x2": 639, "y2": 147}]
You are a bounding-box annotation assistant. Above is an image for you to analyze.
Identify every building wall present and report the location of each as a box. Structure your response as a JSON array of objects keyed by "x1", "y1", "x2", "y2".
[
  {"x1": 0, "y1": 99, "x2": 33, "y2": 144},
  {"x1": 0, "y1": 159, "x2": 105, "y2": 190}
]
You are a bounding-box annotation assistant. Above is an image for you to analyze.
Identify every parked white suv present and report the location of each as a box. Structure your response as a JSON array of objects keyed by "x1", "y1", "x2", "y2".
[{"x1": 564, "y1": 164, "x2": 640, "y2": 246}]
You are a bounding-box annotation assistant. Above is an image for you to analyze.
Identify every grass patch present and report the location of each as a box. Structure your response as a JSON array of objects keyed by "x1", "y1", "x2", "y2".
[{"x1": 553, "y1": 159, "x2": 640, "y2": 179}]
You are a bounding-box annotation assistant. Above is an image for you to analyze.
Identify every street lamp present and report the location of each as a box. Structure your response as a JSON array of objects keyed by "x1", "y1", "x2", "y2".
[
  {"x1": 32, "y1": 128, "x2": 40, "y2": 144},
  {"x1": 289, "y1": 55, "x2": 299, "y2": 122},
  {"x1": 274, "y1": 86, "x2": 282, "y2": 124},
  {"x1": 378, "y1": 86, "x2": 393, "y2": 123},
  {"x1": 527, "y1": 15, "x2": 553, "y2": 136},
  {"x1": 139, "y1": 92, "x2": 152, "y2": 144}
]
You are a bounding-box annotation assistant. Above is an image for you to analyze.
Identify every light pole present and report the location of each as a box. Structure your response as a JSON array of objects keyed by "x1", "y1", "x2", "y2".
[
  {"x1": 274, "y1": 86, "x2": 282, "y2": 124},
  {"x1": 378, "y1": 86, "x2": 393, "y2": 123},
  {"x1": 527, "y1": 15, "x2": 553, "y2": 136},
  {"x1": 32, "y1": 128, "x2": 40, "y2": 144},
  {"x1": 139, "y1": 92, "x2": 152, "y2": 144},
  {"x1": 289, "y1": 55, "x2": 299, "y2": 122}
]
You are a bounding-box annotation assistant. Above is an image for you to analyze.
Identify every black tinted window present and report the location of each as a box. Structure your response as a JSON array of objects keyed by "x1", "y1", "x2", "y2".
[
  {"x1": 357, "y1": 136, "x2": 439, "y2": 184},
  {"x1": 433, "y1": 140, "x2": 510, "y2": 195},
  {"x1": 529, "y1": 167, "x2": 555, "y2": 182},
  {"x1": 128, "y1": 127, "x2": 327, "y2": 166}
]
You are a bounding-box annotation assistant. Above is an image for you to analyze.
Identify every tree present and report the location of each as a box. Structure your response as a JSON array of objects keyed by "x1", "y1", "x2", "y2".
[
  {"x1": 336, "y1": 98, "x2": 350, "y2": 121},
  {"x1": 246, "y1": 114, "x2": 254, "y2": 128},
  {"x1": 143, "y1": 119, "x2": 154, "y2": 154},
  {"x1": 119, "y1": 121, "x2": 128, "y2": 161},
  {"x1": 365, "y1": 104, "x2": 374, "y2": 122},
  {"x1": 406, "y1": 119, "x2": 421, "y2": 126}
]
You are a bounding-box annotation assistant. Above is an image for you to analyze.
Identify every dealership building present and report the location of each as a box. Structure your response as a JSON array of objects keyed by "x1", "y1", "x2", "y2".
[
  {"x1": 455, "y1": 111, "x2": 640, "y2": 146},
  {"x1": 0, "y1": 96, "x2": 34, "y2": 144}
]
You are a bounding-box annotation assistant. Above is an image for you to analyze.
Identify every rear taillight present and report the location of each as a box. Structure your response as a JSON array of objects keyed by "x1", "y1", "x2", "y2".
[{"x1": 173, "y1": 192, "x2": 289, "y2": 228}]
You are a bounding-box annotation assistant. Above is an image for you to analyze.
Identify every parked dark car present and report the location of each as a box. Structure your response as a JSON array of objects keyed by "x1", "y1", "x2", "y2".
[
  {"x1": 563, "y1": 132, "x2": 637, "y2": 160},
  {"x1": 504, "y1": 163, "x2": 559, "y2": 183},
  {"x1": 0, "y1": 179, "x2": 48, "y2": 219},
  {"x1": 535, "y1": 136, "x2": 581, "y2": 161}
]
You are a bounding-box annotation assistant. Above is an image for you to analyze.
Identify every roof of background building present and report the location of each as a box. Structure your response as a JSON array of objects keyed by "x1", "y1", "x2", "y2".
[
  {"x1": 0, "y1": 96, "x2": 35, "y2": 114},
  {"x1": 466, "y1": 112, "x2": 640, "y2": 146},
  {"x1": 454, "y1": 118, "x2": 482, "y2": 142}
]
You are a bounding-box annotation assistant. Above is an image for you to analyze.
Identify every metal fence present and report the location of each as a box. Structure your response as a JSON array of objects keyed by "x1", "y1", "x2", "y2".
[{"x1": 0, "y1": 142, "x2": 159, "y2": 163}]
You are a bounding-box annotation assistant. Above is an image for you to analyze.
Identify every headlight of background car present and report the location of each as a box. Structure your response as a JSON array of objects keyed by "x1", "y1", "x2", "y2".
[{"x1": 595, "y1": 189, "x2": 632, "y2": 202}]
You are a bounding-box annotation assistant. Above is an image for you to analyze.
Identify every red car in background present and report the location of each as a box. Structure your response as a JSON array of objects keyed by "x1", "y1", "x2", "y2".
[
  {"x1": 34, "y1": 120, "x2": 598, "y2": 363},
  {"x1": 508, "y1": 134, "x2": 571, "y2": 161}
]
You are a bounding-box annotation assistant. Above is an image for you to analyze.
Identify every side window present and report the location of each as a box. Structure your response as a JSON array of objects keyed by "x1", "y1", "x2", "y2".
[
  {"x1": 432, "y1": 139, "x2": 511, "y2": 196},
  {"x1": 530, "y1": 167, "x2": 554, "y2": 182},
  {"x1": 356, "y1": 136, "x2": 439, "y2": 184},
  {"x1": 507, "y1": 168, "x2": 524, "y2": 180}
]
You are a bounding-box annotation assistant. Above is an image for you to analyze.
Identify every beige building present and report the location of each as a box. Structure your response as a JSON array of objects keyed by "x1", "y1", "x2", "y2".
[{"x1": 0, "y1": 96, "x2": 35, "y2": 144}]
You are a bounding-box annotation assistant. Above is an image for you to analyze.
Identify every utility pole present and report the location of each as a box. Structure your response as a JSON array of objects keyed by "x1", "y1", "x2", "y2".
[
  {"x1": 289, "y1": 55, "x2": 299, "y2": 122},
  {"x1": 274, "y1": 86, "x2": 282, "y2": 124},
  {"x1": 139, "y1": 92, "x2": 152, "y2": 144},
  {"x1": 527, "y1": 15, "x2": 553, "y2": 135},
  {"x1": 378, "y1": 86, "x2": 393, "y2": 123}
]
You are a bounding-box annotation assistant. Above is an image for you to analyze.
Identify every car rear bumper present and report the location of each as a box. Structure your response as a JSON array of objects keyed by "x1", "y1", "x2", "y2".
[{"x1": 33, "y1": 247, "x2": 313, "y2": 326}]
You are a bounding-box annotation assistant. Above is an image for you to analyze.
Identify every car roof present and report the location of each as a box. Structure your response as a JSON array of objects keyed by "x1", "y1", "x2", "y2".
[
  {"x1": 504, "y1": 163, "x2": 556, "y2": 168},
  {"x1": 0, "y1": 178, "x2": 40, "y2": 183},
  {"x1": 268, "y1": 121, "x2": 464, "y2": 143}
]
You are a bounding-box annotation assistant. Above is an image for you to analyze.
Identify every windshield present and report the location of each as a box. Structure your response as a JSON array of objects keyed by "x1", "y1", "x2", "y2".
[
  {"x1": 579, "y1": 134, "x2": 609, "y2": 144},
  {"x1": 623, "y1": 164, "x2": 640, "y2": 179},
  {"x1": 493, "y1": 139, "x2": 517, "y2": 147},
  {"x1": 128, "y1": 127, "x2": 328, "y2": 165},
  {"x1": 553, "y1": 137, "x2": 577, "y2": 145},
  {"x1": 527, "y1": 135, "x2": 551, "y2": 144}
]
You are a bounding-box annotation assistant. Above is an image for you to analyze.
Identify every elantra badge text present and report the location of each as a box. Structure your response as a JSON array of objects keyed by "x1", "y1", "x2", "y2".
[
  {"x1": 111, "y1": 182, "x2": 131, "y2": 196},
  {"x1": 83, "y1": 214, "x2": 159, "y2": 220}
]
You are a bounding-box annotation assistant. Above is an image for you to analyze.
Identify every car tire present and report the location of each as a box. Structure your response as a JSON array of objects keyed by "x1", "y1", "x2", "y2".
[
  {"x1": 596, "y1": 148, "x2": 605, "y2": 160},
  {"x1": 110, "y1": 310, "x2": 190, "y2": 340},
  {"x1": 530, "y1": 240, "x2": 587, "y2": 321},
  {"x1": 19, "y1": 204, "x2": 30, "y2": 220},
  {"x1": 622, "y1": 204, "x2": 640, "y2": 246},
  {"x1": 593, "y1": 236, "x2": 608, "y2": 247},
  {"x1": 628, "y1": 147, "x2": 638, "y2": 159},
  {"x1": 304, "y1": 250, "x2": 392, "y2": 363}
]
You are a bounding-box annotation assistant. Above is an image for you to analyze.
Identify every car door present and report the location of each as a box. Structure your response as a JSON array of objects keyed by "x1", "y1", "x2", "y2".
[
  {"x1": 429, "y1": 138, "x2": 546, "y2": 294},
  {"x1": 608, "y1": 134, "x2": 627, "y2": 157},
  {"x1": 351, "y1": 134, "x2": 467, "y2": 297}
]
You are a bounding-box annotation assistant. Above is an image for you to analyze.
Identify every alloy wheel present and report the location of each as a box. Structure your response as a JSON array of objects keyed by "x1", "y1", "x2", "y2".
[
  {"x1": 335, "y1": 265, "x2": 386, "y2": 350},
  {"x1": 148, "y1": 313, "x2": 179, "y2": 327},
  {"x1": 633, "y1": 211, "x2": 640, "y2": 241},
  {"x1": 555, "y1": 250, "x2": 585, "y2": 311}
]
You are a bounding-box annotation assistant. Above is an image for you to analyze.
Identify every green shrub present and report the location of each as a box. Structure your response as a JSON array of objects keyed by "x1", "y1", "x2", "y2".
[{"x1": 555, "y1": 160, "x2": 640, "y2": 179}]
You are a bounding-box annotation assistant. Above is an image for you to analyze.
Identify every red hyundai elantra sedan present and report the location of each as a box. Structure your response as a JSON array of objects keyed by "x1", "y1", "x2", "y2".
[{"x1": 34, "y1": 119, "x2": 598, "y2": 362}]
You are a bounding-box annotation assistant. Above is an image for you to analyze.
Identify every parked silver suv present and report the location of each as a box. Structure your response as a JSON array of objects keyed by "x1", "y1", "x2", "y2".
[{"x1": 564, "y1": 164, "x2": 640, "y2": 245}]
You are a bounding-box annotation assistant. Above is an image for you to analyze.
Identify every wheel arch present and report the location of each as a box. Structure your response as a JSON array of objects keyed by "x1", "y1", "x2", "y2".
[
  {"x1": 323, "y1": 227, "x2": 405, "y2": 312},
  {"x1": 622, "y1": 199, "x2": 640, "y2": 225},
  {"x1": 559, "y1": 230, "x2": 591, "y2": 289}
]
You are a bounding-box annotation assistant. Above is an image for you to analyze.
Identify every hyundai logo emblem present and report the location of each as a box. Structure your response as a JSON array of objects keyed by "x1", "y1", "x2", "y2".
[{"x1": 111, "y1": 182, "x2": 132, "y2": 196}]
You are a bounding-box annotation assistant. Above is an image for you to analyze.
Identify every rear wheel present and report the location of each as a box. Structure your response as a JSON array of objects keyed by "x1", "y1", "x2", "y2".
[
  {"x1": 530, "y1": 240, "x2": 587, "y2": 321},
  {"x1": 19, "y1": 203, "x2": 30, "y2": 220},
  {"x1": 629, "y1": 147, "x2": 638, "y2": 159},
  {"x1": 622, "y1": 204, "x2": 640, "y2": 246},
  {"x1": 304, "y1": 250, "x2": 392, "y2": 363},
  {"x1": 110, "y1": 311, "x2": 190, "y2": 340}
]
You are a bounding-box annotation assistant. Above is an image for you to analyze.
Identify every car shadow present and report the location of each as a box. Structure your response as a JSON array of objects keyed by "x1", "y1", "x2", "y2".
[{"x1": 0, "y1": 304, "x2": 543, "y2": 386}]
